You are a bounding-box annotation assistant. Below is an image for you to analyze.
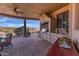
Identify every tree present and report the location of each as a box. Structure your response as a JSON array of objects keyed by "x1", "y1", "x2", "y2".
[
  {"x1": 14, "y1": 26, "x2": 30, "y2": 37},
  {"x1": 14, "y1": 27, "x2": 23, "y2": 37}
]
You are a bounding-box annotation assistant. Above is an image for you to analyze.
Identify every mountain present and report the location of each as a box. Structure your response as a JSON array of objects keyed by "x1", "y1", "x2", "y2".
[{"x1": 0, "y1": 27, "x2": 16, "y2": 33}]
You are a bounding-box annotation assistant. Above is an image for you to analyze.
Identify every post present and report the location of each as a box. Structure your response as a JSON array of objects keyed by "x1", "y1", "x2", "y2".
[{"x1": 24, "y1": 19, "x2": 26, "y2": 37}]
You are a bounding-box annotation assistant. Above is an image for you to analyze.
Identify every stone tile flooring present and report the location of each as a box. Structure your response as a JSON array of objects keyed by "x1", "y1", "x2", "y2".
[{"x1": 1, "y1": 33, "x2": 52, "y2": 56}]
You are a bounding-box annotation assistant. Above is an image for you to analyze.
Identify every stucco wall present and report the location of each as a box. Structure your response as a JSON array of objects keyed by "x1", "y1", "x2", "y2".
[{"x1": 70, "y1": 4, "x2": 79, "y2": 41}]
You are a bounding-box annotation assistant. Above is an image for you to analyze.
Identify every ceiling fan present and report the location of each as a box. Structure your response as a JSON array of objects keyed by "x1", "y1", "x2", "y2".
[
  {"x1": 13, "y1": 7, "x2": 24, "y2": 15},
  {"x1": 12, "y1": 4, "x2": 24, "y2": 15}
]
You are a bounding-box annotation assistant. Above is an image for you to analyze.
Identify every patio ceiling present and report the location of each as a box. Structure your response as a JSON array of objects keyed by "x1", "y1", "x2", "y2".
[{"x1": 0, "y1": 3, "x2": 68, "y2": 19}]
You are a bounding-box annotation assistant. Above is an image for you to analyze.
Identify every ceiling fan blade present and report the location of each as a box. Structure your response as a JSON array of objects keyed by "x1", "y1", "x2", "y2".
[
  {"x1": 15, "y1": 12, "x2": 18, "y2": 15},
  {"x1": 16, "y1": 11, "x2": 24, "y2": 14}
]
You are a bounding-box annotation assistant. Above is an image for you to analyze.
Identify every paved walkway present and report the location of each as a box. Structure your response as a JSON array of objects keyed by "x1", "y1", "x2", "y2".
[{"x1": 1, "y1": 33, "x2": 52, "y2": 56}]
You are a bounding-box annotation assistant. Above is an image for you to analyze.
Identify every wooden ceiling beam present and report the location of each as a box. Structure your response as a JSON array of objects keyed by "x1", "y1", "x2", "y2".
[{"x1": 0, "y1": 13, "x2": 39, "y2": 20}]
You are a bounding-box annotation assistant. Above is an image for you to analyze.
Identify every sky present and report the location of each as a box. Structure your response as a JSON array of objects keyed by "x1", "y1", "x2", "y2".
[{"x1": 0, "y1": 15, "x2": 40, "y2": 28}]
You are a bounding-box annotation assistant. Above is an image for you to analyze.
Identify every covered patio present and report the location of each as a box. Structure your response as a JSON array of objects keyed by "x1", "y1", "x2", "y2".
[{"x1": 0, "y1": 3, "x2": 79, "y2": 56}]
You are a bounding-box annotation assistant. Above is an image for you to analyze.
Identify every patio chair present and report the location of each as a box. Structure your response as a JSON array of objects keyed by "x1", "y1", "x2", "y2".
[{"x1": 0, "y1": 34, "x2": 12, "y2": 50}]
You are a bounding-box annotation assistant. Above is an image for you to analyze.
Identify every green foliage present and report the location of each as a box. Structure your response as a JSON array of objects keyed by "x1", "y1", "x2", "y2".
[
  {"x1": 59, "y1": 36, "x2": 67, "y2": 44},
  {"x1": 14, "y1": 26, "x2": 30, "y2": 37}
]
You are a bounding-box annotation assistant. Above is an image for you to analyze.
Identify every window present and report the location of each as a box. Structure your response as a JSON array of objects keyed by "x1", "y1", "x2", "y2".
[{"x1": 57, "y1": 11, "x2": 69, "y2": 34}]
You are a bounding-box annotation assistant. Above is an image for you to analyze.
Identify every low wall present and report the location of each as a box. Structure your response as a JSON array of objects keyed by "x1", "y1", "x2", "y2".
[{"x1": 40, "y1": 32, "x2": 64, "y2": 44}]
